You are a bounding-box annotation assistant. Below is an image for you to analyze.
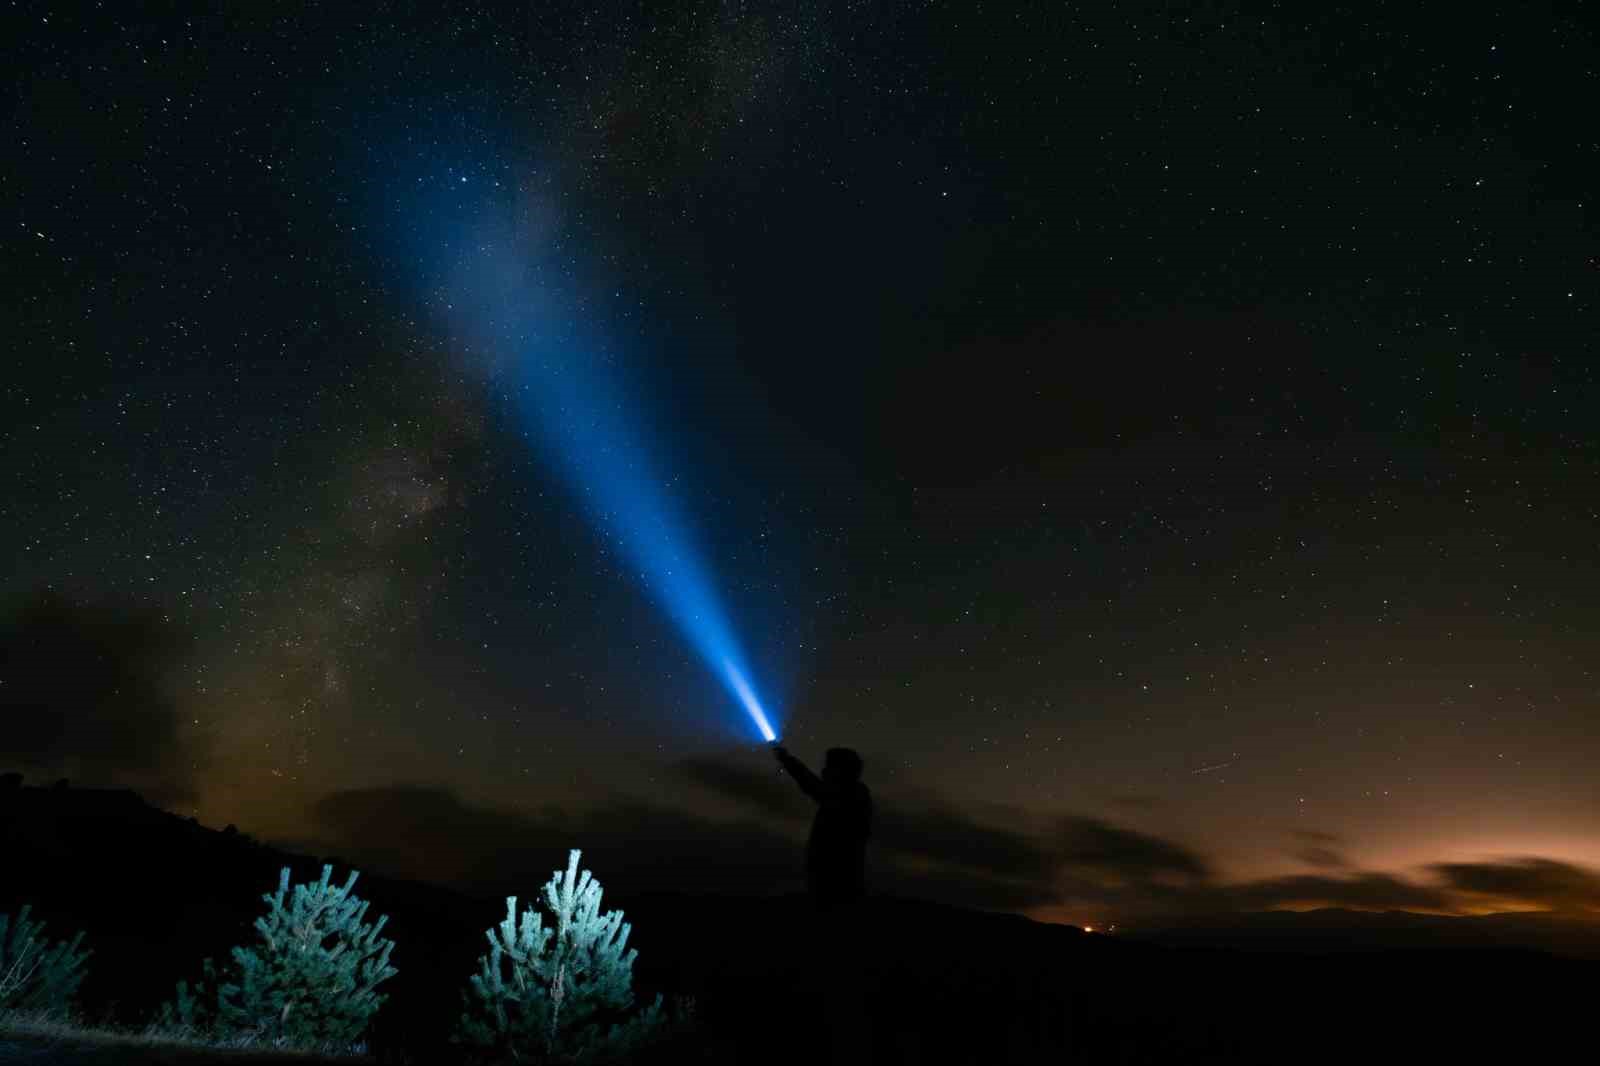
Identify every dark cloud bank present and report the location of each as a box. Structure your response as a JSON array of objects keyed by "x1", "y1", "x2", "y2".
[
  {"x1": 309, "y1": 755, "x2": 1600, "y2": 924},
  {"x1": 0, "y1": 592, "x2": 202, "y2": 806},
  {"x1": 5, "y1": 596, "x2": 1594, "y2": 924}
]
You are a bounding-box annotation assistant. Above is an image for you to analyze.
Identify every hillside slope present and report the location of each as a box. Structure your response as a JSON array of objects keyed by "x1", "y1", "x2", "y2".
[{"x1": 3, "y1": 780, "x2": 1592, "y2": 1065}]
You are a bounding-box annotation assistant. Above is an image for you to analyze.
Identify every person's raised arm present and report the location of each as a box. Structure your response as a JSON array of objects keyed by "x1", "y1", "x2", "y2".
[{"x1": 773, "y1": 745, "x2": 825, "y2": 802}]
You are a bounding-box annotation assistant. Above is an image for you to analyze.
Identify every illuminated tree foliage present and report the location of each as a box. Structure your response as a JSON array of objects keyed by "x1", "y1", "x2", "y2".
[
  {"x1": 459, "y1": 849, "x2": 664, "y2": 1063},
  {"x1": 163, "y1": 865, "x2": 396, "y2": 1051},
  {"x1": 0, "y1": 905, "x2": 89, "y2": 1016}
]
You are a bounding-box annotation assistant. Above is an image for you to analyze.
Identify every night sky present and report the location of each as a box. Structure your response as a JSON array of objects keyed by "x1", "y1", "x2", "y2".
[{"x1": 5, "y1": 2, "x2": 1598, "y2": 927}]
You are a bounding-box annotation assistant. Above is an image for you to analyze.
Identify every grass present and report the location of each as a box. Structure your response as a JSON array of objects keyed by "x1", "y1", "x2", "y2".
[{"x1": 0, "y1": 1009, "x2": 370, "y2": 1064}]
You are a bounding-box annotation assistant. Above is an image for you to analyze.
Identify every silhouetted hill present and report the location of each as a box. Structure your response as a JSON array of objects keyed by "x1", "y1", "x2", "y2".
[
  {"x1": 0, "y1": 778, "x2": 485, "y2": 1061},
  {"x1": 3, "y1": 778, "x2": 1595, "y2": 1065},
  {"x1": 1139, "y1": 905, "x2": 1600, "y2": 960}
]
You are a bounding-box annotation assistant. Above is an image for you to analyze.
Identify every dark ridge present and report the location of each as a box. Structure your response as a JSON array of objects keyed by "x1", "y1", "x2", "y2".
[
  {"x1": 1137, "y1": 905, "x2": 1600, "y2": 960},
  {"x1": 2, "y1": 778, "x2": 1594, "y2": 1065}
]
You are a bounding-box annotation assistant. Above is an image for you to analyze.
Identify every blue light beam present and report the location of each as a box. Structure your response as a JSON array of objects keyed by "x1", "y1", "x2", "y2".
[
  {"x1": 416, "y1": 191, "x2": 778, "y2": 743},
  {"x1": 724, "y1": 657, "x2": 777, "y2": 743}
]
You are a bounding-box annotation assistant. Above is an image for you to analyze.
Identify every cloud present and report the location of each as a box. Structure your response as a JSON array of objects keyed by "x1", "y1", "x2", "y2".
[
  {"x1": 867, "y1": 807, "x2": 1210, "y2": 913},
  {"x1": 1293, "y1": 830, "x2": 1343, "y2": 846},
  {"x1": 308, "y1": 778, "x2": 1118, "y2": 913},
  {"x1": 303, "y1": 759, "x2": 1600, "y2": 925},
  {"x1": 680, "y1": 757, "x2": 1063, "y2": 907},
  {"x1": 877, "y1": 801, "x2": 1058, "y2": 881},
  {"x1": 0, "y1": 591, "x2": 201, "y2": 803},
  {"x1": 1296, "y1": 848, "x2": 1350, "y2": 870},
  {"x1": 1430, "y1": 858, "x2": 1600, "y2": 914},
  {"x1": 1054, "y1": 817, "x2": 1212, "y2": 883},
  {"x1": 310, "y1": 784, "x2": 803, "y2": 897},
  {"x1": 677, "y1": 755, "x2": 801, "y2": 821},
  {"x1": 1281, "y1": 829, "x2": 1352, "y2": 871},
  {"x1": 1227, "y1": 872, "x2": 1454, "y2": 913},
  {"x1": 872, "y1": 859, "x2": 1061, "y2": 913},
  {"x1": 324, "y1": 757, "x2": 1221, "y2": 915}
]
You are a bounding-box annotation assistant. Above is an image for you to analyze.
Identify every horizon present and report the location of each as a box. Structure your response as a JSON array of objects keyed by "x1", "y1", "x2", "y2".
[
  {"x1": 4, "y1": 766, "x2": 1597, "y2": 935},
  {"x1": 7, "y1": 764, "x2": 1592, "y2": 1064}
]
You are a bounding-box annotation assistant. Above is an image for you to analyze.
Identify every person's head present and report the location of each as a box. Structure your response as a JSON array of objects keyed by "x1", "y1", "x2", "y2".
[{"x1": 822, "y1": 747, "x2": 864, "y2": 785}]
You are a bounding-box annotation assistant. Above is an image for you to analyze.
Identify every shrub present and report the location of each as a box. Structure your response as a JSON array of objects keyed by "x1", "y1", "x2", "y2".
[
  {"x1": 162, "y1": 865, "x2": 396, "y2": 1051},
  {"x1": 459, "y1": 849, "x2": 664, "y2": 1063},
  {"x1": 0, "y1": 905, "x2": 90, "y2": 1017}
]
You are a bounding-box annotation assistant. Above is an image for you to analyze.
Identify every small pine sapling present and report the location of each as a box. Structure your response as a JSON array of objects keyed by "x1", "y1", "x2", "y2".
[
  {"x1": 0, "y1": 905, "x2": 90, "y2": 1017},
  {"x1": 459, "y1": 849, "x2": 664, "y2": 1062},
  {"x1": 162, "y1": 865, "x2": 396, "y2": 1051},
  {"x1": 159, "y1": 956, "x2": 224, "y2": 1036}
]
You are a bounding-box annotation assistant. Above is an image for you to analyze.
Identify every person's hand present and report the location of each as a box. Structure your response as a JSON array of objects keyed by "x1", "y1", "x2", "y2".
[{"x1": 772, "y1": 744, "x2": 789, "y2": 763}]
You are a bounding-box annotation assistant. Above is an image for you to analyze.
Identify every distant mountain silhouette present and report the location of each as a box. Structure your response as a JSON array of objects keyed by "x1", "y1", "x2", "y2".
[
  {"x1": 1139, "y1": 905, "x2": 1600, "y2": 960},
  {"x1": 3, "y1": 777, "x2": 1595, "y2": 1065}
]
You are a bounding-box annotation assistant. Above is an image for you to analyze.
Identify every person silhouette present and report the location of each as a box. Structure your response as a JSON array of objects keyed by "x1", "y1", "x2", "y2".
[{"x1": 773, "y1": 745, "x2": 872, "y2": 909}]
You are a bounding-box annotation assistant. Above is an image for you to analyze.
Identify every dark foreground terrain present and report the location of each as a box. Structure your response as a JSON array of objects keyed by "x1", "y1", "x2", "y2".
[
  {"x1": 3, "y1": 781, "x2": 1594, "y2": 1064},
  {"x1": 0, "y1": 1034, "x2": 367, "y2": 1066}
]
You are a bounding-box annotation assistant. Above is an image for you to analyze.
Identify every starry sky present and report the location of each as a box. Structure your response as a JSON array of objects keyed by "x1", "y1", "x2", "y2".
[{"x1": 5, "y1": 2, "x2": 1598, "y2": 927}]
